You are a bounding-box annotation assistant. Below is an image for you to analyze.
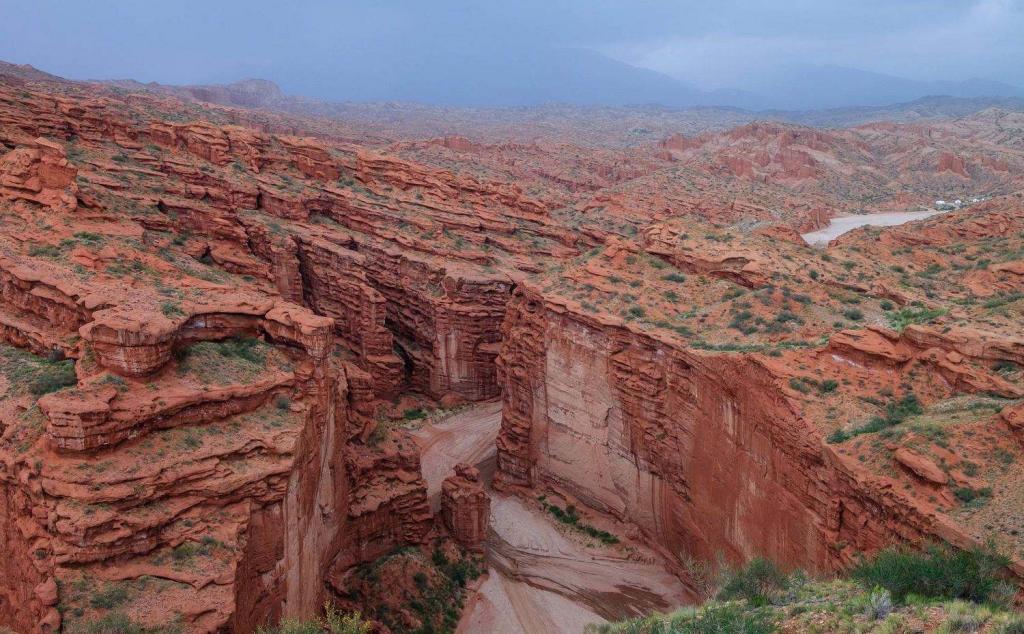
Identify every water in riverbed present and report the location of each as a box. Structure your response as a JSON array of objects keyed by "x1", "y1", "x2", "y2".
[{"x1": 800, "y1": 209, "x2": 946, "y2": 246}]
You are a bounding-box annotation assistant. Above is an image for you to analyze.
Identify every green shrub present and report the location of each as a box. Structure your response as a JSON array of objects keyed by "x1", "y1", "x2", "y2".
[
  {"x1": 160, "y1": 301, "x2": 186, "y2": 318},
  {"x1": 0, "y1": 345, "x2": 78, "y2": 397},
  {"x1": 402, "y1": 408, "x2": 427, "y2": 420},
  {"x1": 834, "y1": 393, "x2": 922, "y2": 441},
  {"x1": 717, "y1": 558, "x2": 789, "y2": 606},
  {"x1": 995, "y1": 614, "x2": 1024, "y2": 633},
  {"x1": 788, "y1": 378, "x2": 812, "y2": 394},
  {"x1": 89, "y1": 584, "x2": 128, "y2": 609},
  {"x1": 256, "y1": 619, "x2": 322, "y2": 634},
  {"x1": 818, "y1": 379, "x2": 839, "y2": 394},
  {"x1": 887, "y1": 307, "x2": 947, "y2": 331},
  {"x1": 851, "y1": 544, "x2": 1010, "y2": 604},
  {"x1": 941, "y1": 601, "x2": 994, "y2": 632},
  {"x1": 673, "y1": 604, "x2": 776, "y2": 633},
  {"x1": 954, "y1": 486, "x2": 992, "y2": 505},
  {"x1": 827, "y1": 428, "x2": 851, "y2": 444},
  {"x1": 322, "y1": 604, "x2": 372, "y2": 634},
  {"x1": 542, "y1": 502, "x2": 619, "y2": 544},
  {"x1": 28, "y1": 360, "x2": 77, "y2": 395},
  {"x1": 843, "y1": 308, "x2": 864, "y2": 321},
  {"x1": 995, "y1": 360, "x2": 1018, "y2": 374},
  {"x1": 586, "y1": 603, "x2": 777, "y2": 634},
  {"x1": 216, "y1": 337, "x2": 266, "y2": 365},
  {"x1": 28, "y1": 244, "x2": 62, "y2": 258}
]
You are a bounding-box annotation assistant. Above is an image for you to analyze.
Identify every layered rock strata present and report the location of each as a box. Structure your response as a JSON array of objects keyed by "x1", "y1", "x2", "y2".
[
  {"x1": 440, "y1": 463, "x2": 490, "y2": 552},
  {"x1": 494, "y1": 285, "x2": 1023, "y2": 581}
]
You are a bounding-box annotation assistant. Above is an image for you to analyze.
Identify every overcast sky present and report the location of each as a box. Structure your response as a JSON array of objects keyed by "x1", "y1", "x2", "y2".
[{"x1": 1, "y1": 0, "x2": 1021, "y2": 96}]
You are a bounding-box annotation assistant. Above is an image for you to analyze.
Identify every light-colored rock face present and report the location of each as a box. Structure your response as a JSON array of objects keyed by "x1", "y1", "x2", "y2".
[
  {"x1": 538, "y1": 322, "x2": 630, "y2": 517},
  {"x1": 505, "y1": 302, "x2": 828, "y2": 570},
  {"x1": 495, "y1": 287, "x2": 1017, "y2": 583}
]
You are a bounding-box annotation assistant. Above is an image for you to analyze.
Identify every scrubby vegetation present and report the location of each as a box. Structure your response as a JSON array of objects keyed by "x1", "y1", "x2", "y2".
[
  {"x1": 255, "y1": 603, "x2": 372, "y2": 634},
  {"x1": 66, "y1": 612, "x2": 184, "y2": 634},
  {"x1": 539, "y1": 497, "x2": 620, "y2": 545},
  {"x1": 588, "y1": 544, "x2": 1022, "y2": 633},
  {"x1": 850, "y1": 543, "x2": 1012, "y2": 604},
  {"x1": 174, "y1": 336, "x2": 283, "y2": 384},
  {"x1": 828, "y1": 392, "x2": 923, "y2": 443},
  {"x1": 337, "y1": 544, "x2": 484, "y2": 634},
  {"x1": 0, "y1": 344, "x2": 77, "y2": 397}
]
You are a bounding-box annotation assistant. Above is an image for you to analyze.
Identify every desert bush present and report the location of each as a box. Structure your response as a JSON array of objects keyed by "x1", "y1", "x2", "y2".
[
  {"x1": 586, "y1": 603, "x2": 777, "y2": 634},
  {"x1": 28, "y1": 360, "x2": 77, "y2": 395},
  {"x1": 322, "y1": 604, "x2": 372, "y2": 634},
  {"x1": 851, "y1": 544, "x2": 1010, "y2": 604},
  {"x1": 717, "y1": 558, "x2": 789, "y2": 606},
  {"x1": 887, "y1": 306, "x2": 947, "y2": 331},
  {"x1": 866, "y1": 586, "x2": 893, "y2": 620},
  {"x1": 89, "y1": 583, "x2": 129, "y2": 609}
]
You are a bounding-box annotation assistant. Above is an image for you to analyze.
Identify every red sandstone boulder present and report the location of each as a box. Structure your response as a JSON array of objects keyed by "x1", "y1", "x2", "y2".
[
  {"x1": 894, "y1": 448, "x2": 947, "y2": 485},
  {"x1": 1003, "y1": 403, "x2": 1024, "y2": 432}
]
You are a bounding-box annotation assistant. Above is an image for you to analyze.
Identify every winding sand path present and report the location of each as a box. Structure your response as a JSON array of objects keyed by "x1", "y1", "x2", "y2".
[
  {"x1": 413, "y1": 402, "x2": 689, "y2": 633},
  {"x1": 413, "y1": 400, "x2": 502, "y2": 510}
]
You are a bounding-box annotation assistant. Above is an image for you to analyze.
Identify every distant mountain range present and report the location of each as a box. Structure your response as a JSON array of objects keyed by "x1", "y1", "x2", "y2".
[
  {"x1": 163, "y1": 44, "x2": 1022, "y2": 111},
  {"x1": 4, "y1": 56, "x2": 1024, "y2": 134},
  {"x1": 731, "y1": 64, "x2": 1024, "y2": 110}
]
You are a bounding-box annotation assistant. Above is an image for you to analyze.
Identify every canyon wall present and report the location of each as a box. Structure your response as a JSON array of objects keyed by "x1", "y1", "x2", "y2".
[
  {"x1": 495, "y1": 287, "x2": 981, "y2": 577},
  {"x1": 0, "y1": 253, "x2": 432, "y2": 632}
]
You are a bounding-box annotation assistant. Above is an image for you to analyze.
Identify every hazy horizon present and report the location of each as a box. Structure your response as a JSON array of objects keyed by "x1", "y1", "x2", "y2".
[{"x1": 2, "y1": 1, "x2": 1023, "y2": 110}]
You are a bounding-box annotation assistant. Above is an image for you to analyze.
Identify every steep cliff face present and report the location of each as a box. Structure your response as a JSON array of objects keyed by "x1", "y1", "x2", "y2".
[
  {"x1": 494, "y1": 287, "x2": 1012, "y2": 579},
  {"x1": 296, "y1": 231, "x2": 510, "y2": 401},
  {"x1": 0, "y1": 317, "x2": 431, "y2": 633}
]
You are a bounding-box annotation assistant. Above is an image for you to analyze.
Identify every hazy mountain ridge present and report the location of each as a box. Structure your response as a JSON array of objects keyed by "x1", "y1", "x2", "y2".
[{"x1": 5, "y1": 59, "x2": 1024, "y2": 149}]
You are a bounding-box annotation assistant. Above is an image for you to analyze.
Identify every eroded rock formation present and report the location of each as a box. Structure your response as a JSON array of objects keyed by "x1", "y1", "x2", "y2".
[{"x1": 440, "y1": 464, "x2": 490, "y2": 552}]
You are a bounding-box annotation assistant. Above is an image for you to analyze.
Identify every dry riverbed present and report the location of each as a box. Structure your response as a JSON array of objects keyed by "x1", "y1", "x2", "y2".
[{"x1": 413, "y1": 402, "x2": 689, "y2": 633}]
